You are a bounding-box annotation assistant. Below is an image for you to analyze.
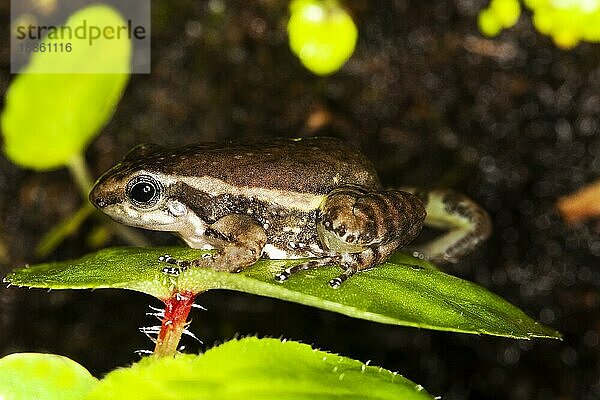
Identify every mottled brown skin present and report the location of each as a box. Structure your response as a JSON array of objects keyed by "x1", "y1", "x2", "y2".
[
  {"x1": 93, "y1": 138, "x2": 381, "y2": 205},
  {"x1": 313, "y1": 186, "x2": 426, "y2": 287},
  {"x1": 90, "y1": 137, "x2": 490, "y2": 288}
]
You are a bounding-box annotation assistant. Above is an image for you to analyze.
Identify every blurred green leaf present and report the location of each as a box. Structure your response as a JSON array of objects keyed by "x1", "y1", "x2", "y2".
[
  {"x1": 85, "y1": 337, "x2": 433, "y2": 400},
  {"x1": 478, "y1": 0, "x2": 521, "y2": 37},
  {"x1": 479, "y1": 0, "x2": 600, "y2": 47},
  {"x1": 525, "y1": 0, "x2": 600, "y2": 48},
  {"x1": 5, "y1": 247, "x2": 561, "y2": 339},
  {"x1": 478, "y1": 8, "x2": 503, "y2": 37},
  {"x1": 288, "y1": 0, "x2": 358, "y2": 76},
  {"x1": 0, "y1": 353, "x2": 98, "y2": 400},
  {"x1": 86, "y1": 225, "x2": 112, "y2": 249},
  {"x1": 1, "y1": 5, "x2": 130, "y2": 170},
  {"x1": 35, "y1": 203, "x2": 95, "y2": 257},
  {"x1": 490, "y1": 0, "x2": 521, "y2": 27}
]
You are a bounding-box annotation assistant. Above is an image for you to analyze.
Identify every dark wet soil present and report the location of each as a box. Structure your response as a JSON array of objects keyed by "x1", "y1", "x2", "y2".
[{"x1": 1, "y1": 1, "x2": 599, "y2": 399}]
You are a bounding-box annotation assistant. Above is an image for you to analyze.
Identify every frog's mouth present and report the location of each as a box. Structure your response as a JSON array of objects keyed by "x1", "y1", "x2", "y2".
[{"x1": 101, "y1": 203, "x2": 173, "y2": 229}]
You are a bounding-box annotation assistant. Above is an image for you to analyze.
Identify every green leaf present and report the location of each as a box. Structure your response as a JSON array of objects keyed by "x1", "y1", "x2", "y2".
[
  {"x1": 85, "y1": 337, "x2": 433, "y2": 400},
  {"x1": 478, "y1": 8, "x2": 503, "y2": 37},
  {"x1": 1, "y1": 5, "x2": 130, "y2": 170},
  {"x1": 478, "y1": 0, "x2": 521, "y2": 37},
  {"x1": 288, "y1": 0, "x2": 358, "y2": 76},
  {"x1": 4, "y1": 247, "x2": 561, "y2": 339},
  {"x1": 489, "y1": 0, "x2": 521, "y2": 28},
  {"x1": 521, "y1": 0, "x2": 600, "y2": 48},
  {"x1": 0, "y1": 353, "x2": 98, "y2": 400}
]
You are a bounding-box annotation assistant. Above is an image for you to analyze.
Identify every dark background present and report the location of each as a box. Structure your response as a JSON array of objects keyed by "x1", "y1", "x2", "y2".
[{"x1": 1, "y1": 1, "x2": 599, "y2": 399}]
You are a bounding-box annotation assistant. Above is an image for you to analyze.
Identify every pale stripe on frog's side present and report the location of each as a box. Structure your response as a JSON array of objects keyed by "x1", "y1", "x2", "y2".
[{"x1": 166, "y1": 174, "x2": 326, "y2": 212}]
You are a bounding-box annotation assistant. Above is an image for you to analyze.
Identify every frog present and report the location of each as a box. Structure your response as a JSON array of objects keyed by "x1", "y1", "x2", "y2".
[{"x1": 89, "y1": 137, "x2": 491, "y2": 288}]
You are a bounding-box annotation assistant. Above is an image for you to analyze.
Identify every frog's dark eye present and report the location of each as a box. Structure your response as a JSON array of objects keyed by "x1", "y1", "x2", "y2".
[{"x1": 127, "y1": 175, "x2": 161, "y2": 207}]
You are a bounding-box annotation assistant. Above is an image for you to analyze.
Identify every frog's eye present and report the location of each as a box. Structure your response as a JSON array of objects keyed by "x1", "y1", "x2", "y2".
[{"x1": 127, "y1": 175, "x2": 161, "y2": 207}]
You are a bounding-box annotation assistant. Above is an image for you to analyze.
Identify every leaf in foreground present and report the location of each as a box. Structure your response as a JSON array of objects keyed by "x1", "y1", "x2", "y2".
[
  {"x1": 0, "y1": 353, "x2": 98, "y2": 400},
  {"x1": 85, "y1": 337, "x2": 433, "y2": 400},
  {"x1": 4, "y1": 246, "x2": 561, "y2": 339}
]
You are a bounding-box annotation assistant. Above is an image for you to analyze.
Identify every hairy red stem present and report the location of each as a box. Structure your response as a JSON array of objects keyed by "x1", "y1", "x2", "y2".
[{"x1": 153, "y1": 291, "x2": 197, "y2": 358}]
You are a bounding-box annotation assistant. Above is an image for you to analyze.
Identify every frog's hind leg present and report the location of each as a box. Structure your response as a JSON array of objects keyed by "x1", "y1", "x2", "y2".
[
  {"x1": 274, "y1": 241, "x2": 400, "y2": 289},
  {"x1": 274, "y1": 256, "x2": 340, "y2": 282},
  {"x1": 316, "y1": 185, "x2": 426, "y2": 288},
  {"x1": 402, "y1": 188, "x2": 492, "y2": 264},
  {"x1": 327, "y1": 238, "x2": 404, "y2": 288},
  {"x1": 317, "y1": 186, "x2": 426, "y2": 252}
]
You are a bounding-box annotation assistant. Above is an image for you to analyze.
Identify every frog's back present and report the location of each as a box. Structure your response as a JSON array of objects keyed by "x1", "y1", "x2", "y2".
[{"x1": 135, "y1": 137, "x2": 381, "y2": 194}]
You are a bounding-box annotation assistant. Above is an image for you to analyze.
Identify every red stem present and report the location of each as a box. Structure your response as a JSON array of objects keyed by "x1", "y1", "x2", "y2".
[{"x1": 153, "y1": 291, "x2": 197, "y2": 358}]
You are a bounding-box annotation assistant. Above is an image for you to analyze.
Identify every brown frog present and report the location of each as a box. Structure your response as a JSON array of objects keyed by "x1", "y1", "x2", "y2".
[{"x1": 89, "y1": 137, "x2": 491, "y2": 288}]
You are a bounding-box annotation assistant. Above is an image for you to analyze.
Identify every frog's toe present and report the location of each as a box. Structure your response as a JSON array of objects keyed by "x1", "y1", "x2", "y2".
[
  {"x1": 158, "y1": 254, "x2": 191, "y2": 267},
  {"x1": 328, "y1": 266, "x2": 357, "y2": 289},
  {"x1": 410, "y1": 250, "x2": 426, "y2": 260},
  {"x1": 158, "y1": 254, "x2": 174, "y2": 263},
  {"x1": 162, "y1": 266, "x2": 187, "y2": 275},
  {"x1": 328, "y1": 277, "x2": 344, "y2": 289},
  {"x1": 158, "y1": 252, "x2": 216, "y2": 274},
  {"x1": 159, "y1": 254, "x2": 192, "y2": 276},
  {"x1": 275, "y1": 270, "x2": 292, "y2": 282}
]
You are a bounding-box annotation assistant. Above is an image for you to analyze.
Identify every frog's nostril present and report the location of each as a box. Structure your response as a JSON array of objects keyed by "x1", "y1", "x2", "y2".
[
  {"x1": 90, "y1": 195, "x2": 107, "y2": 208},
  {"x1": 89, "y1": 187, "x2": 107, "y2": 208}
]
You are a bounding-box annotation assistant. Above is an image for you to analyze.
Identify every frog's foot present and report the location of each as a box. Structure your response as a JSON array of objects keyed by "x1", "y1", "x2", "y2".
[
  {"x1": 326, "y1": 248, "x2": 381, "y2": 288},
  {"x1": 160, "y1": 214, "x2": 268, "y2": 275},
  {"x1": 402, "y1": 188, "x2": 492, "y2": 264},
  {"x1": 159, "y1": 253, "x2": 213, "y2": 275},
  {"x1": 159, "y1": 250, "x2": 254, "y2": 274},
  {"x1": 275, "y1": 256, "x2": 340, "y2": 282},
  {"x1": 276, "y1": 240, "x2": 403, "y2": 289},
  {"x1": 328, "y1": 235, "x2": 417, "y2": 288},
  {"x1": 204, "y1": 214, "x2": 267, "y2": 272}
]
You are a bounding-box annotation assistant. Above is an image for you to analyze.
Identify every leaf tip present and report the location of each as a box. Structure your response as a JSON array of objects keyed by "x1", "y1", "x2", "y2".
[{"x1": 529, "y1": 329, "x2": 563, "y2": 340}]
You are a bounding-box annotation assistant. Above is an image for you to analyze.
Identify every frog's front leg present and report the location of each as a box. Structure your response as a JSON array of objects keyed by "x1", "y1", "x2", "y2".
[
  {"x1": 277, "y1": 186, "x2": 426, "y2": 288},
  {"x1": 403, "y1": 188, "x2": 492, "y2": 264},
  {"x1": 161, "y1": 214, "x2": 267, "y2": 274}
]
